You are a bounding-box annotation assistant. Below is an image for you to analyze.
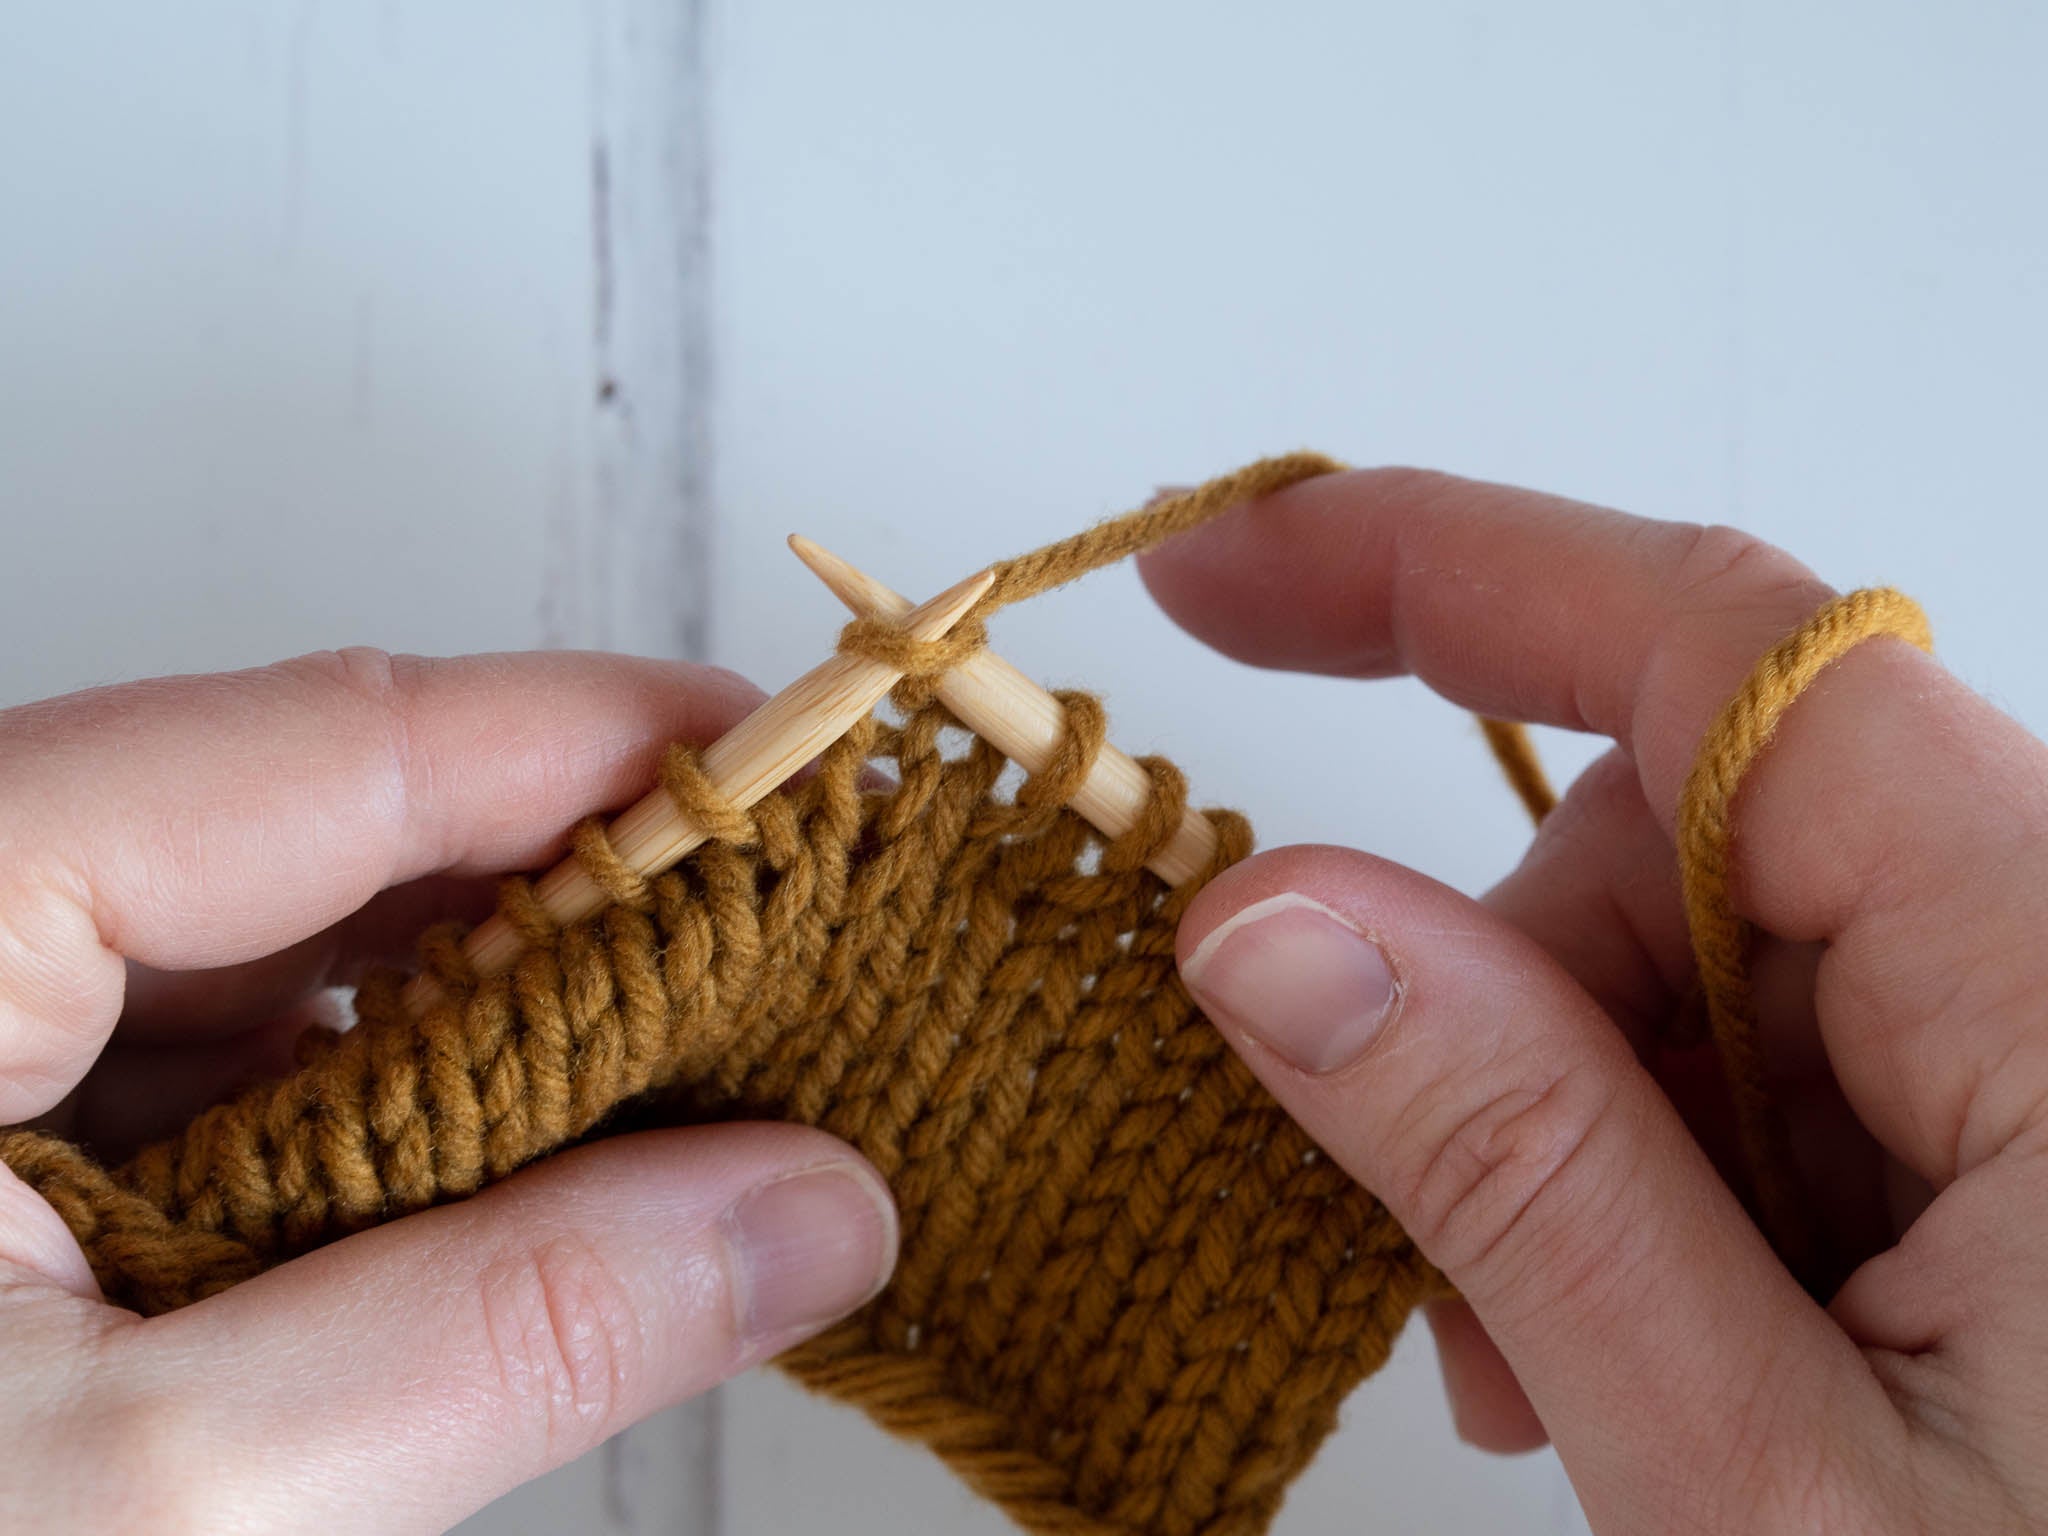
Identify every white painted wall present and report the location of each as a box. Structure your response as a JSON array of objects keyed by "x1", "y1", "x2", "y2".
[
  {"x1": 3, "y1": 3, "x2": 2044, "y2": 1533},
  {"x1": 2, "y1": 4, "x2": 721, "y2": 1530}
]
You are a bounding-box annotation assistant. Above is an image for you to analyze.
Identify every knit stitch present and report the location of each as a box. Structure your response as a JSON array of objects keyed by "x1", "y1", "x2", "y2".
[{"x1": 0, "y1": 456, "x2": 1930, "y2": 1535}]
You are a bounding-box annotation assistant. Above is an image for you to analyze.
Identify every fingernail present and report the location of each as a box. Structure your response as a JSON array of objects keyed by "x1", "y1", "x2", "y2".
[
  {"x1": 724, "y1": 1165, "x2": 897, "y2": 1343},
  {"x1": 1181, "y1": 893, "x2": 1399, "y2": 1075}
]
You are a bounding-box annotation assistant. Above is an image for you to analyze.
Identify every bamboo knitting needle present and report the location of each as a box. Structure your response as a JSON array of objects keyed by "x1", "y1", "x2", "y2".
[
  {"x1": 402, "y1": 564, "x2": 997, "y2": 1018},
  {"x1": 788, "y1": 536, "x2": 1219, "y2": 887}
]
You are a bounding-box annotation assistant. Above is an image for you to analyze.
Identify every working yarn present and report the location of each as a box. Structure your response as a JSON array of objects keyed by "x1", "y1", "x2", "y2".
[{"x1": 0, "y1": 456, "x2": 1930, "y2": 1536}]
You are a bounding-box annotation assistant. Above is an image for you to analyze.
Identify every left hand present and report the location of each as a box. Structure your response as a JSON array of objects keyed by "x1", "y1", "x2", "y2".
[{"x1": 0, "y1": 648, "x2": 898, "y2": 1534}]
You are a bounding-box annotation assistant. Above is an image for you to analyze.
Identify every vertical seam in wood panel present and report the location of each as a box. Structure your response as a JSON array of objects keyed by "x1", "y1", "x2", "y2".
[
  {"x1": 675, "y1": 0, "x2": 715, "y2": 667},
  {"x1": 681, "y1": 5, "x2": 722, "y2": 1526},
  {"x1": 675, "y1": 0, "x2": 716, "y2": 663},
  {"x1": 585, "y1": 0, "x2": 716, "y2": 664},
  {"x1": 584, "y1": 0, "x2": 722, "y2": 1530}
]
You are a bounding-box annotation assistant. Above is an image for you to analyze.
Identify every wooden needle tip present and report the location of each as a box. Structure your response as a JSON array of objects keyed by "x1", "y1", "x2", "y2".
[
  {"x1": 922, "y1": 565, "x2": 996, "y2": 629},
  {"x1": 788, "y1": 533, "x2": 906, "y2": 621},
  {"x1": 792, "y1": 538, "x2": 988, "y2": 634}
]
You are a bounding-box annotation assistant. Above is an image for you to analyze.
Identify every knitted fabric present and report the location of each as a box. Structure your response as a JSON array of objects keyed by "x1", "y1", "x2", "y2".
[{"x1": 0, "y1": 455, "x2": 1931, "y2": 1536}]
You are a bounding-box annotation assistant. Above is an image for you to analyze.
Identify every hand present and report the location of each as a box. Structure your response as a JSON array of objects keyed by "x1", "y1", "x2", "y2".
[
  {"x1": 0, "y1": 649, "x2": 898, "y2": 1533},
  {"x1": 1142, "y1": 469, "x2": 2048, "y2": 1533}
]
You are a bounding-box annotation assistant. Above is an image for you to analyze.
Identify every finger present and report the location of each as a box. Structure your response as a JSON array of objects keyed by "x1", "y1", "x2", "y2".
[
  {"x1": 1423, "y1": 1298, "x2": 1548, "y2": 1453},
  {"x1": 1831, "y1": 1145, "x2": 2048, "y2": 1451},
  {"x1": 0, "y1": 651, "x2": 761, "y2": 1120},
  {"x1": 1140, "y1": 468, "x2": 2048, "y2": 1186},
  {"x1": 60, "y1": 878, "x2": 488, "y2": 1156},
  {"x1": 1176, "y1": 846, "x2": 1890, "y2": 1525},
  {"x1": 114, "y1": 1124, "x2": 896, "y2": 1535},
  {"x1": 52, "y1": 1002, "x2": 333, "y2": 1156},
  {"x1": 115, "y1": 872, "x2": 497, "y2": 1040},
  {"x1": 1440, "y1": 750, "x2": 1885, "y2": 1423},
  {"x1": 1479, "y1": 748, "x2": 1693, "y2": 1045},
  {"x1": 1135, "y1": 467, "x2": 1839, "y2": 805},
  {"x1": 0, "y1": 1159, "x2": 99, "y2": 1298},
  {"x1": 1422, "y1": 748, "x2": 1686, "y2": 1454},
  {"x1": 1474, "y1": 750, "x2": 1826, "y2": 1214}
]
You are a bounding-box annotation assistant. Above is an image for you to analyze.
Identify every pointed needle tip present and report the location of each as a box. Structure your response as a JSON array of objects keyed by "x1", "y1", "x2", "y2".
[
  {"x1": 787, "y1": 532, "x2": 835, "y2": 576},
  {"x1": 786, "y1": 536, "x2": 984, "y2": 630},
  {"x1": 922, "y1": 567, "x2": 995, "y2": 632},
  {"x1": 786, "y1": 532, "x2": 870, "y2": 608}
]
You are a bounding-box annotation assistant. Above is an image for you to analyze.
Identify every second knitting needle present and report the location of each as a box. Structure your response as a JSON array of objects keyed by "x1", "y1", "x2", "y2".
[
  {"x1": 403, "y1": 564, "x2": 996, "y2": 1018},
  {"x1": 789, "y1": 536, "x2": 1219, "y2": 886}
]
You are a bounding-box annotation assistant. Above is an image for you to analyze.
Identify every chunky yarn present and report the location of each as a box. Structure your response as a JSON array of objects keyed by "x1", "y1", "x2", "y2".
[{"x1": 0, "y1": 455, "x2": 1931, "y2": 1536}]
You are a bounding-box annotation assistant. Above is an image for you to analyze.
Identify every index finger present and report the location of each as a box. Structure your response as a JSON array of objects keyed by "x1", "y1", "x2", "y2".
[
  {"x1": 1138, "y1": 466, "x2": 1849, "y2": 820},
  {"x1": 1138, "y1": 467, "x2": 2048, "y2": 1186},
  {"x1": 0, "y1": 649, "x2": 760, "y2": 1120}
]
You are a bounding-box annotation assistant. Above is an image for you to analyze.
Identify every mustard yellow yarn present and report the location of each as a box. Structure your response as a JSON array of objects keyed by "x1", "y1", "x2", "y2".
[
  {"x1": 1677, "y1": 586, "x2": 1933, "y2": 1270},
  {"x1": 1479, "y1": 718, "x2": 1559, "y2": 824},
  {"x1": 0, "y1": 456, "x2": 1930, "y2": 1535}
]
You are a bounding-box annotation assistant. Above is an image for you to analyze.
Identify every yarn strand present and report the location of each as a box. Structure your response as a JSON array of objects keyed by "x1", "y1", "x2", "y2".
[
  {"x1": 832, "y1": 452, "x2": 1346, "y2": 685},
  {"x1": 1676, "y1": 586, "x2": 1933, "y2": 1273}
]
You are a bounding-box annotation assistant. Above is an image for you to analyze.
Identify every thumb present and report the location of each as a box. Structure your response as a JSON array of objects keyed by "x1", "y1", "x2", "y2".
[
  {"x1": 1175, "y1": 846, "x2": 1881, "y2": 1528},
  {"x1": 116, "y1": 1123, "x2": 896, "y2": 1535}
]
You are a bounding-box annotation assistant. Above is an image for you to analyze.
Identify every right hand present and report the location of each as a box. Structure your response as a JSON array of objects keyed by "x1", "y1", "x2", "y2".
[{"x1": 1144, "y1": 467, "x2": 2048, "y2": 1533}]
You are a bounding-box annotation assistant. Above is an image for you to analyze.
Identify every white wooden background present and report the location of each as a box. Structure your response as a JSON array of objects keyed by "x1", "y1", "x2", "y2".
[{"x1": 4, "y1": 4, "x2": 2045, "y2": 1533}]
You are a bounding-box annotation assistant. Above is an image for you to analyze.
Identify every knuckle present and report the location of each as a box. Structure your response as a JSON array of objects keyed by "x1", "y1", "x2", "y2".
[
  {"x1": 0, "y1": 877, "x2": 118, "y2": 1121},
  {"x1": 280, "y1": 645, "x2": 432, "y2": 858},
  {"x1": 291, "y1": 644, "x2": 411, "y2": 701},
  {"x1": 281, "y1": 646, "x2": 433, "y2": 747},
  {"x1": 474, "y1": 1232, "x2": 647, "y2": 1458},
  {"x1": 1395, "y1": 1056, "x2": 1626, "y2": 1308},
  {"x1": 1663, "y1": 521, "x2": 1820, "y2": 615},
  {"x1": 1634, "y1": 520, "x2": 1835, "y2": 770}
]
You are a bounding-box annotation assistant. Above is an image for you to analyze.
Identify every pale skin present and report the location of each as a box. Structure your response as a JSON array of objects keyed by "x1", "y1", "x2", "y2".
[
  {"x1": 1143, "y1": 469, "x2": 2048, "y2": 1532},
  {"x1": 1, "y1": 469, "x2": 2042, "y2": 1531},
  {"x1": 0, "y1": 651, "x2": 899, "y2": 1532}
]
